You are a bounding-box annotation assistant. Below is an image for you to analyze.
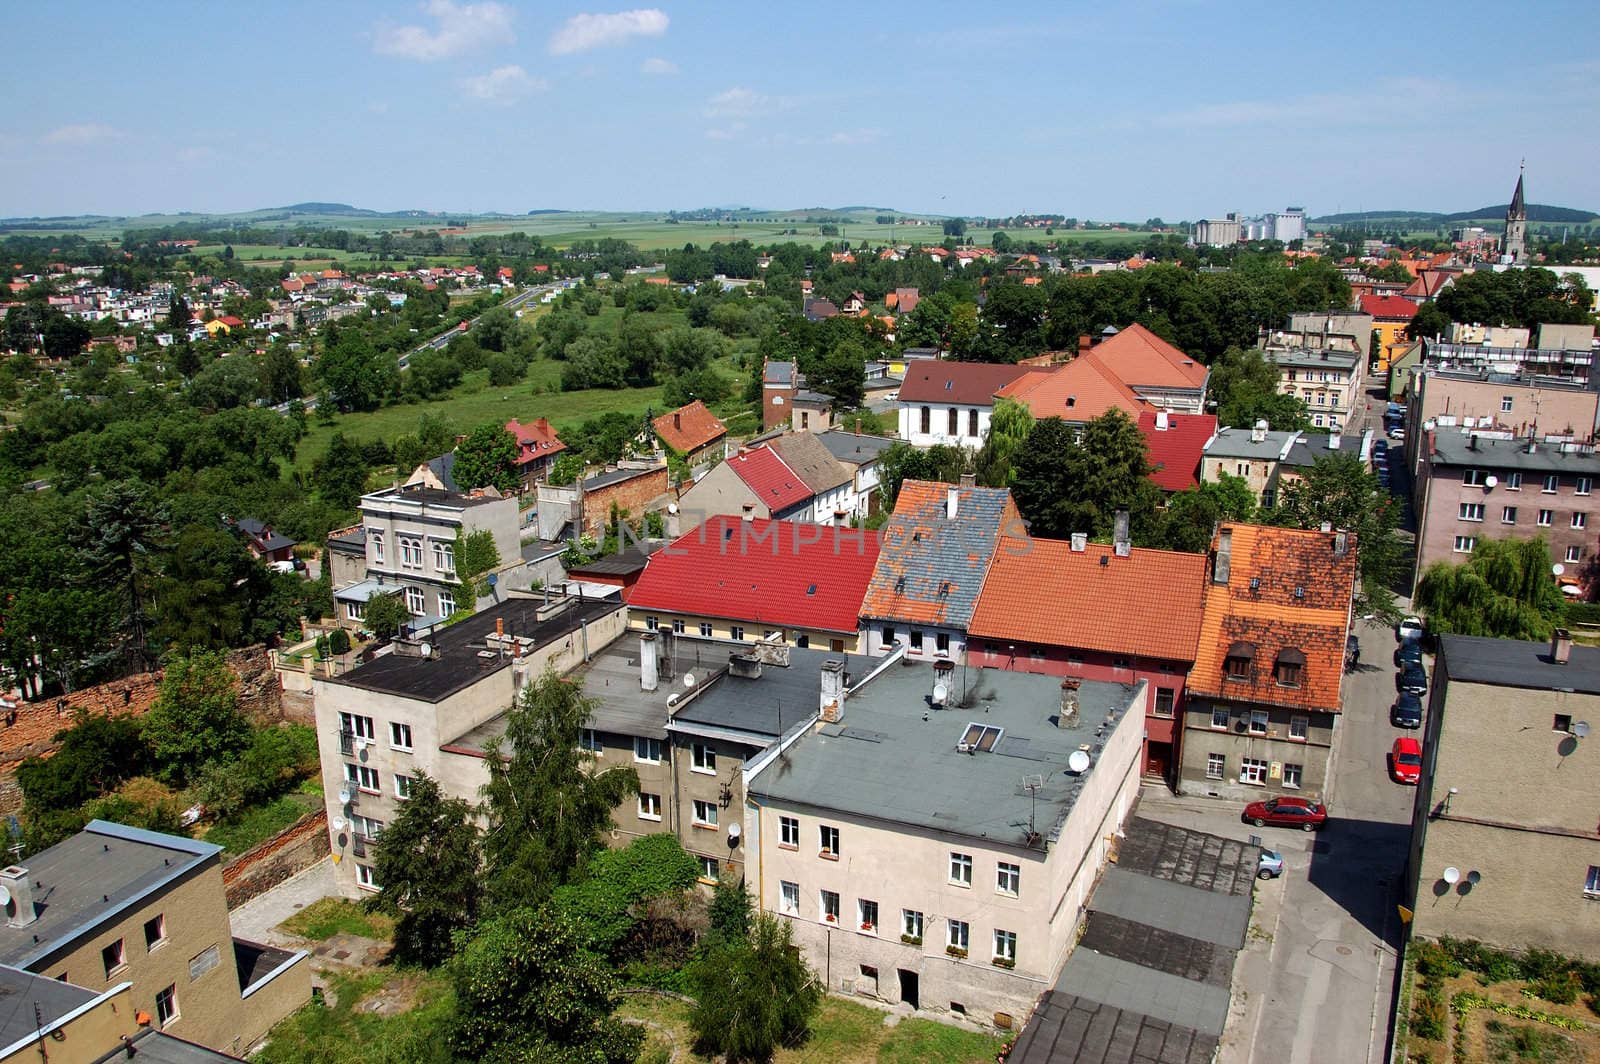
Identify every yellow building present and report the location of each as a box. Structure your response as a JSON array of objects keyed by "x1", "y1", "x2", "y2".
[{"x1": 1360, "y1": 295, "x2": 1419, "y2": 373}]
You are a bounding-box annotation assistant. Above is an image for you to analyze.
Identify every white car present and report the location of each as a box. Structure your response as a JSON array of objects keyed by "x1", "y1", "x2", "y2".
[
  {"x1": 884, "y1": 391, "x2": 899, "y2": 402},
  {"x1": 1397, "y1": 617, "x2": 1424, "y2": 642},
  {"x1": 1388, "y1": 427, "x2": 1406, "y2": 441}
]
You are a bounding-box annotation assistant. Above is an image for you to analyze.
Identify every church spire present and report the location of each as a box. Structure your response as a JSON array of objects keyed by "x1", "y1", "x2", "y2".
[
  {"x1": 1508, "y1": 160, "x2": 1526, "y2": 220},
  {"x1": 1503, "y1": 162, "x2": 1527, "y2": 263}
]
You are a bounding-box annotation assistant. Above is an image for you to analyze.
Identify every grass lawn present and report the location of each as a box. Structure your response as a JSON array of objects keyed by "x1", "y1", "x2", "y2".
[
  {"x1": 278, "y1": 898, "x2": 395, "y2": 942},
  {"x1": 202, "y1": 788, "x2": 321, "y2": 856},
  {"x1": 254, "y1": 969, "x2": 450, "y2": 1064},
  {"x1": 619, "y1": 992, "x2": 1008, "y2": 1064}
]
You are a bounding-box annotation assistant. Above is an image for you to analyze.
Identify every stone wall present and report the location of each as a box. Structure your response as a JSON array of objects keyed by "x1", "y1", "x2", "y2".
[
  {"x1": 222, "y1": 809, "x2": 330, "y2": 909},
  {"x1": 582, "y1": 467, "x2": 670, "y2": 538}
]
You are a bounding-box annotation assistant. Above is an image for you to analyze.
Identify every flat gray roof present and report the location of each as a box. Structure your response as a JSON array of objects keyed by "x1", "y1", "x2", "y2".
[
  {"x1": 129, "y1": 1030, "x2": 250, "y2": 1064},
  {"x1": 1440, "y1": 634, "x2": 1600, "y2": 694},
  {"x1": 0, "y1": 821, "x2": 221, "y2": 969},
  {"x1": 1203, "y1": 427, "x2": 1299, "y2": 460},
  {"x1": 749, "y1": 666, "x2": 1142, "y2": 846},
  {"x1": 1264, "y1": 349, "x2": 1362, "y2": 370},
  {"x1": 583, "y1": 465, "x2": 665, "y2": 491},
  {"x1": 1430, "y1": 434, "x2": 1600, "y2": 474},
  {"x1": 0, "y1": 966, "x2": 100, "y2": 1050}
]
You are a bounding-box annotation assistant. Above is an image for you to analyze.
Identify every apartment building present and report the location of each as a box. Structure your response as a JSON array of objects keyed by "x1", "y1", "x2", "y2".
[
  {"x1": 1404, "y1": 634, "x2": 1600, "y2": 958},
  {"x1": 896, "y1": 362, "x2": 1030, "y2": 449},
  {"x1": 1179, "y1": 524, "x2": 1357, "y2": 801},
  {"x1": 311, "y1": 594, "x2": 628, "y2": 895},
  {"x1": 1201, "y1": 424, "x2": 1372, "y2": 508},
  {"x1": 1419, "y1": 335, "x2": 1594, "y2": 386},
  {"x1": 1263, "y1": 347, "x2": 1364, "y2": 432},
  {"x1": 331, "y1": 484, "x2": 521, "y2": 627},
  {"x1": 746, "y1": 665, "x2": 1146, "y2": 1024},
  {"x1": 1413, "y1": 433, "x2": 1600, "y2": 582},
  {"x1": 0, "y1": 822, "x2": 309, "y2": 1055},
  {"x1": 1404, "y1": 369, "x2": 1599, "y2": 452}
]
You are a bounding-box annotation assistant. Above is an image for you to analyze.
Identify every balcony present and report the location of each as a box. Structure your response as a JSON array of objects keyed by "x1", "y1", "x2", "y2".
[{"x1": 339, "y1": 730, "x2": 356, "y2": 757}]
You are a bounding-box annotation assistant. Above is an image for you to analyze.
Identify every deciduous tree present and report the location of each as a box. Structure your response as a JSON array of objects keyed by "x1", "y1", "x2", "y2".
[
  {"x1": 141, "y1": 651, "x2": 250, "y2": 786},
  {"x1": 371, "y1": 772, "x2": 482, "y2": 968},
  {"x1": 1414, "y1": 536, "x2": 1566, "y2": 640},
  {"x1": 688, "y1": 912, "x2": 823, "y2": 1062},
  {"x1": 452, "y1": 423, "x2": 520, "y2": 494}
]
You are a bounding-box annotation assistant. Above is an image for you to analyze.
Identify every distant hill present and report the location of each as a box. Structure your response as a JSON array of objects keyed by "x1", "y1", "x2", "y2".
[
  {"x1": 1314, "y1": 203, "x2": 1597, "y2": 226},
  {"x1": 1444, "y1": 203, "x2": 1597, "y2": 224},
  {"x1": 278, "y1": 201, "x2": 371, "y2": 215}
]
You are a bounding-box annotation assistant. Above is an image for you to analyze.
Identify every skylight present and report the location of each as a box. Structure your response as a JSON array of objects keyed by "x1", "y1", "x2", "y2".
[{"x1": 958, "y1": 723, "x2": 1003, "y2": 753}]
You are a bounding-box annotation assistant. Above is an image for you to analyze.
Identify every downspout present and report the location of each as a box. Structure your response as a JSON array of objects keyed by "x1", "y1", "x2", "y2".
[{"x1": 746, "y1": 793, "x2": 766, "y2": 915}]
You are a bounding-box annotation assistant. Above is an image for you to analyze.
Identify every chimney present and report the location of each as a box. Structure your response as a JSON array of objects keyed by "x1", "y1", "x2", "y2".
[
  {"x1": 820, "y1": 659, "x2": 846, "y2": 722},
  {"x1": 1059, "y1": 679, "x2": 1081, "y2": 728},
  {"x1": 1070, "y1": 532, "x2": 1087, "y2": 552},
  {"x1": 946, "y1": 487, "x2": 959, "y2": 520},
  {"x1": 1551, "y1": 628, "x2": 1572, "y2": 665},
  {"x1": 496, "y1": 617, "x2": 504, "y2": 639},
  {"x1": 1328, "y1": 432, "x2": 1341, "y2": 451},
  {"x1": 1155, "y1": 410, "x2": 1170, "y2": 431},
  {"x1": 1251, "y1": 419, "x2": 1268, "y2": 443},
  {"x1": 1214, "y1": 528, "x2": 1233, "y2": 585},
  {"x1": 728, "y1": 652, "x2": 763, "y2": 679},
  {"x1": 1113, "y1": 510, "x2": 1131, "y2": 556},
  {"x1": 854, "y1": 417, "x2": 861, "y2": 436},
  {"x1": 959, "y1": 472, "x2": 976, "y2": 488},
  {"x1": 639, "y1": 632, "x2": 659, "y2": 692},
  {"x1": 1334, "y1": 531, "x2": 1349, "y2": 557},
  {"x1": 1078, "y1": 334, "x2": 1091, "y2": 354},
  {"x1": 2, "y1": 866, "x2": 36, "y2": 927},
  {"x1": 1469, "y1": 433, "x2": 1478, "y2": 451}
]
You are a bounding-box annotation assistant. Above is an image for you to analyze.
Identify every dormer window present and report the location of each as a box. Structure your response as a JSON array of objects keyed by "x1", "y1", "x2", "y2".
[
  {"x1": 1273, "y1": 648, "x2": 1306, "y2": 688},
  {"x1": 1224, "y1": 641, "x2": 1254, "y2": 681}
]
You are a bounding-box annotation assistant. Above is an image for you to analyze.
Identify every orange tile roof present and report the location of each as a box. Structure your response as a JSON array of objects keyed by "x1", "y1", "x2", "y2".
[
  {"x1": 1091, "y1": 323, "x2": 1209, "y2": 389},
  {"x1": 997, "y1": 352, "x2": 1146, "y2": 422},
  {"x1": 653, "y1": 400, "x2": 727, "y2": 454},
  {"x1": 969, "y1": 538, "x2": 1206, "y2": 662},
  {"x1": 1186, "y1": 523, "x2": 1357, "y2": 713}
]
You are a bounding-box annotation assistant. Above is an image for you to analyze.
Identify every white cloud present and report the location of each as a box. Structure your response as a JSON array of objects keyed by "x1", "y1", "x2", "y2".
[
  {"x1": 176, "y1": 146, "x2": 217, "y2": 165},
  {"x1": 705, "y1": 87, "x2": 767, "y2": 118},
  {"x1": 705, "y1": 122, "x2": 747, "y2": 141},
  {"x1": 42, "y1": 123, "x2": 123, "y2": 146},
  {"x1": 640, "y1": 56, "x2": 678, "y2": 75},
  {"x1": 460, "y1": 64, "x2": 546, "y2": 103},
  {"x1": 549, "y1": 9, "x2": 667, "y2": 55},
  {"x1": 374, "y1": 0, "x2": 513, "y2": 61},
  {"x1": 828, "y1": 128, "x2": 883, "y2": 146}
]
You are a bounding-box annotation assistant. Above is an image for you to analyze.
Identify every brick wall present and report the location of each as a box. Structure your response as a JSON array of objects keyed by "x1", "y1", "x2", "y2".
[
  {"x1": 222, "y1": 809, "x2": 330, "y2": 909},
  {"x1": 582, "y1": 467, "x2": 669, "y2": 538}
]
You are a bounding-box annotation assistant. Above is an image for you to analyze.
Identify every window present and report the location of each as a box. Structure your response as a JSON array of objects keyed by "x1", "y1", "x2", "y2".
[
  {"x1": 633, "y1": 737, "x2": 662, "y2": 763},
  {"x1": 1539, "y1": 509, "x2": 1554, "y2": 527},
  {"x1": 394, "y1": 774, "x2": 413, "y2": 800},
  {"x1": 819, "y1": 825, "x2": 840, "y2": 858},
  {"x1": 1248, "y1": 710, "x2": 1269, "y2": 735},
  {"x1": 1462, "y1": 469, "x2": 1487, "y2": 486},
  {"x1": 390, "y1": 722, "x2": 412, "y2": 750},
  {"x1": 697, "y1": 856, "x2": 720, "y2": 884},
  {"x1": 1453, "y1": 536, "x2": 1477, "y2": 553},
  {"x1": 997, "y1": 861, "x2": 1020, "y2": 896},
  {"x1": 1568, "y1": 546, "x2": 1584, "y2": 563},
  {"x1": 920, "y1": 406, "x2": 930, "y2": 434},
  {"x1": 1544, "y1": 474, "x2": 1560, "y2": 494},
  {"x1": 1502, "y1": 395, "x2": 1514, "y2": 413},
  {"x1": 352, "y1": 814, "x2": 383, "y2": 841},
  {"x1": 144, "y1": 915, "x2": 166, "y2": 950},
  {"x1": 1458, "y1": 503, "x2": 1484, "y2": 522},
  {"x1": 369, "y1": 530, "x2": 384, "y2": 563},
  {"x1": 935, "y1": 632, "x2": 950, "y2": 654},
  {"x1": 994, "y1": 929, "x2": 1017, "y2": 964},
  {"x1": 796, "y1": 634, "x2": 810, "y2": 648},
  {"x1": 155, "y1": 985, "x2": 178, "y2": 1028},
  {"x1": 820, "y1": 890, "x2": 841, "y2": 924},
  {"x1": 780, "y1": 881, "x2": 800, "y2": 915},
  {"x1": 340, "y1": 713, "x2": 375, "y2": 740},
  {"x1": 644, "y1": 615, "x2": 659, "y2": 630},
  {"x1": 949, "y1": 852, "x2": 973, "y2": 886},
  {"x1": 968, "y1": 409, "x2": 979, "y2": 437},
  {"x1": 1283, "y1": 763, "x2": 1303, "y2": 789},
  {"x1": 947, "y1": 408, "x2": 959, "y2": 436},
  {"x1": 433, "y1": 540, "x2": 454, "y2": 573},
  {"x1": 699, "y1": 622, "x2": 712, "y2": 636},
  {"x1": 1584, "y1": 866, "x2": 1600, "y2": 899},
  {"x1": 730, "y1": 625, "x2": 744, "y2": 641},
  {"x1": 858, "y1": 899, "x2": 879, "y2": 933},
  {"x1": 1206, "y1": 753, "x2": 1225, "y2": 780},
  {"x1": 779, "y1": 816, "x2": 800, "y2": 848},
  {"x1": 903, "y1": 909, "x2": 924, "y2": 940},
  {"x1": 1502, "y1": 506, "x2": 1518, "y2": 524},
  {"x1": 800, "y1": 411, "x2": 810, "y2": 429},
  {"x1": 947, "y1": 919, "x2": 969, "y2": 953},
  {"x1": 438, "y1": 591, "x2": 456, "y2": 617},
  {"x1": 404, "y1": 586, "x2": 425, "y2": 616},
  {"x1": 356, "y1": 863, "x2": 378, "y2": 890},
  {"x1": 1580, "y1": 478, "x2": 1594, "y2": 496},
  {"x1": 1153, "y1": 688, "x2": 1175, "y2": 718},
  {"x1": 692, "y1": 743, "x2": 716, "y2": 774},
  {"x1": 1236, "y1": 462, "x2": 1250, "y2": 477},
  {"x1": 1239, "y1": 757, "x2": 1268, "y2": 785},
  {"x1": 102, "y1": 940, "x2": 125, "y2": 977},
  {"x1": 579, "y1": 728, "x2": 602, "y2": 754},
  {"x1": 671, "y1": 618, "x2": 685, "y2": 634},
  {"x1": 638, "y1": 793, "x2": 661, "y2": 820},
  {"x1": 1574, "y1": 512, "x2": 1588, "y2": 529},
  {"x1": 346, "y1": 601, "x2": 365, "y2": 622},
  {"x1": 1507, "y1": 472, "x2": 1523, "y2": 490},
  {"x1": 1274, "y1": 656, "x2": 1303, "y2": 687},
  {"x1": 346, "y1": 763, "x2": 380, "y2": 793},
  {"x1": 692, "y1": 800, "x2": 718, "y2": 828},
  {"x1": 399, "y1": 536, "x2": 423, "y2": 568},
  {"x1": 1210, "y1": 707, "x2": 1229, "y2": 730},
  {"x1": 1289, "y1": 715, "x2": 1308, "y2": 741},
  {"x1": 1112, "y1": 655, "x2": 1131, "y2": 670},
  {"x1": 909, "y1": 630, "x2": 924, "y2": 651}
]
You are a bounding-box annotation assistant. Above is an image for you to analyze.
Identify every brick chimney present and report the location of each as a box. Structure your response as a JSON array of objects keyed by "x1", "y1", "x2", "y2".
[
  {"x1": 2, "y1": 866, "x2": 37, "y2": 927},
  {"x1": 673, "y1": 411, "x2": 681, "y2": 431},
  {"x1": 1078, "y1": 334, "x2": 1091, "y2": 354},
  {"x1": 820, "y1": 660, "x2": 846, "y2": 722},
  {"x1": 1552, "y1": 628, "x2": 1572, "y2": 665}
]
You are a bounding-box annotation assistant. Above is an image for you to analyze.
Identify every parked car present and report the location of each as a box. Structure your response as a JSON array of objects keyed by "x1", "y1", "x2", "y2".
[
  {"x1": 1257, "y1": 849, "x2": 1285, "y2": 879},
  {"x1": 1243, "y1": 796, "x2": 1328, "y2": 831},
  {"x1": 1389, "y1": 427, "x2": 1406, "y2": 441},
  {"x1": 1398, "y1": 661, "x2": 1428, "y2": 695},
  {"x1": 1390, "y1": 693, "x2": 1423, "y2": 728},
  {"x1": 1374, "y1": 439, "x2": 1389, "y2": 453},
  {"x1": 1395, "y1": 640, "x2": 1424, "y2": 667},
  {"x1": 1390, "y1": 737, "x2": 1423, "y2": 784},
  {"x1": 1397, "y1": 617, "x2": 1425, "y2": 642}
]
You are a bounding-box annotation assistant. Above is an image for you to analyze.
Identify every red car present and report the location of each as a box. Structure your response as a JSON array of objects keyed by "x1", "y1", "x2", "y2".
[
  {"x1": 1390, "y1": 737, "x2": 1423, "y2": 785},
  {"x1": 1242, "y1": 796, "x2": 1327, "y2": 831}
]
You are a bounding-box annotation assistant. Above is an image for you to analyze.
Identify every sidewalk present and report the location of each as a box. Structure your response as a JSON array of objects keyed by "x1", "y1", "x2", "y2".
[{"x1": 229, "y1": 856, "x2": 339, "y2": 947}]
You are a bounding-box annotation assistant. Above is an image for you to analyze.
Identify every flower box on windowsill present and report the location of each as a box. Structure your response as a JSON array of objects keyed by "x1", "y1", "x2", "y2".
[
  {"x1": 823, "y1": 915, "x2": 838, "y2": 925},
  {"x1": 945, "y1": 945, "x2": 968, "y2": 959},
  {"x1": 901, "y1": 934, "x2": 922, "y2": 946},
  {"x1": 991, "y1": 957, "x2": 1015, "y2": 970},
  {"x1": 859, "y1": 922, "x2": 875, "y2": 933}
]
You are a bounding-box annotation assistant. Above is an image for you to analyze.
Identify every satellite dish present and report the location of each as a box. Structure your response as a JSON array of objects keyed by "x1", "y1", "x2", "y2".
[
  {"x1": 1574, "y1": 721, "x2": 1591, "y2": 739},
  {"x1": 419, "y1": 642, "x2": 432, "y2": 657},
  {"x1": 1067, "y1": 750, "x2": 1092, "y2": 774},
  {"x1": 1465, "y1": 870, "x2": 1481, "y2": 885},
  {"x1": 486, "y1": 572, "x2": 498, "y2": 586},
  {"x1": 932, "y1": 683, "x2": 949, "y2": 704},
  {"x1": 1484, "y1": 475, "x2": 1498, "y2": 488},
  {"x1": 338, "y1": 786, "x2": 353, "y2": 805},
  {"x1": 0, "y1": 884, "x2": 11, "y2": 907},
  {"x1": 1442, "y1": 866, "x2": 1460, "y2": 885},
  {"x1": 668, "y1": 503, "x2": 679, "y2": 515},
  {"x1": 1553, "y1": 563, "x2": 1566, "y2": 576},
  {"x1": 330, "y1": 816, "x2": 347, "y2": 833},
  {"x1": 727, "y1": 823, "x2": 742, "y2": 840},
  {"x1": 683, "y1": 672, "x2": 697, "y2": 687}
]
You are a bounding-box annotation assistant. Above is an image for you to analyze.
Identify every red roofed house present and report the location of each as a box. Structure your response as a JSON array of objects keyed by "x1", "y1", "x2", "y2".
[
  {"x1": 504, "y1": 417, "x2": 566, "y2": 491},
  {"x1": 967, "y1": 536, "x2": 1208, "y2": 780},
  {"x1": 1075, "y1": 324, "x2": 1210, "y2": 413},
  {"x1": 896, "y1": 361, "x2": 1031, "y2": 448},
  {"x1": 998, "y1": 353, "x2": 1146, "y2": 426},
  {"x1": 1359, "y1": 293, "x2": 1420, "y2": 372},
  {"x1": 1179, "y1": 523, "x2": 1358, "y2": 800},
  {"x1": 652, "y1": 400, "x2": 729, "y2": 470},
  {"x1": 1139, "y1": 410, "x2": 1218, "y2": 493},
  {"x1": 627, "y1": 516, "x2": 881, "y2": 652},
  {"x1": 677, "y1": 434, "x2": 855, "y2": 527}
]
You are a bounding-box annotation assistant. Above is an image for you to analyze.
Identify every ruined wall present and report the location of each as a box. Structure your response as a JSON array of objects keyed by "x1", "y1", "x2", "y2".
[{"x1": 222, "y1": 809, "x2": 330, "y2": 909}]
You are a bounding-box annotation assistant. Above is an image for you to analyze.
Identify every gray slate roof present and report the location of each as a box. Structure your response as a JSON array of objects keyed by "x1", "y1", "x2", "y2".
[
  {"x1": 670, "y1": 646, "x2": 876, "y2": 743},
  {"x1": 1202, "y1": 427, "x2": 1300, "y2": 461},
  {"x1": 1440, "y1": 634, "x2": 1600, "y2": 694},
  {"x1": 1430, "y1": 434, "x2": 1600, "y2": 474},
  {"x1": 815, "y1": 429, "x2": 896, "y2": 466},
  {"x1": 426, "y1": 452, "x2": 460, "y2": 492},
  {"x1": 763, "y1": 360, "x2": 795, "y2": 385},
  {"x1": 1264, "y1": 348, "x2": 1362, "y2": 371},
  {"x1": 0, "y1": 967, "x2": 99, "y2": 1048},
  {"x1": 583, "y1": 464, "x2": 664, "y2": 491},
  {"x1": 859, "y1": 481, "x2": 1015, "y2": 629},
  {"x1": 748, "y1": 665, "x2": 1142, "y2": 845}
]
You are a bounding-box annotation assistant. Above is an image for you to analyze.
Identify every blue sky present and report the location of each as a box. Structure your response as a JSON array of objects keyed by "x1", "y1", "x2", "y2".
[{"x1": 3, "y1": 1, "x2": 1597, "y2": 221}]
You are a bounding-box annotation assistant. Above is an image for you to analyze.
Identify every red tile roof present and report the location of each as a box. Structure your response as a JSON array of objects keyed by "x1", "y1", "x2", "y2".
[
  {"x1": 998, "y1": 352, "x2": 1146, "y2": 422},
  {"x1": 726, "y1": 447, "x2": 813, "y2": 512},
  {"x1": 653, "y1": 400, "x2": 727, "y2": 455},
  {"x1": 1359, "y1": 294, "x2": 1420, "y2": 321},
  {"x1": 898, "y1": 361, "x2": 1031, "y2": 405},
  {"x1": 1089, "y1": 323, "x2": 1209, "y2": 389},
  {"x1": 1138, "y1": 411, "x2": 1217, "y2": 492},
  {"x1": 1186, "y1": 523, "x2": 1358, "y2": 713},
  {"x1": 968, "y1": 538, "x2": 1206, "y2": 663},
  {"x1": 504, "y1": 417, "x2": 566, "y2": 467},
  {"x1": 628, "y1": 516, "x2": 881, "y2": 634}
]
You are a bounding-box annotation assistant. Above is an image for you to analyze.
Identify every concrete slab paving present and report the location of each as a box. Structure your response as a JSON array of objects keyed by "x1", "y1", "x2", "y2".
[
  {"x1": 1055, "y1": 950, "x2": 1233, "y2": 1037},
  {"x1": 227, "y1": 856, "x2": 338, "y2": 947},
  {"x1": 1091, "y1": 867, "x2": 1251, "y2": 949}
]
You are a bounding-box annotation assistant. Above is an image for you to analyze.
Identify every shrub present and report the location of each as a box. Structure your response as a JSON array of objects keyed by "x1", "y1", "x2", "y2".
[
  {"x1": 1528, "y1": 970, "x2": 1582, "y2": 1006},
  {"x1": 1412, "y1": 991, "x2": 1447, "y2": 1041}
]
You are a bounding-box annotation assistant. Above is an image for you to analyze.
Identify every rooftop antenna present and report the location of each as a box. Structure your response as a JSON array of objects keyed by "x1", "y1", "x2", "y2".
[{"x1": 1022, "y1": 774, "x2": 1045, "y2": 846}]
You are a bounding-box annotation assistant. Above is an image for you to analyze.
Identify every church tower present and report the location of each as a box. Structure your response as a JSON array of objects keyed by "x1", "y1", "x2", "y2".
[{"x1": 1503, "y1": 163, "x2": 1527, "y2": 264}]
